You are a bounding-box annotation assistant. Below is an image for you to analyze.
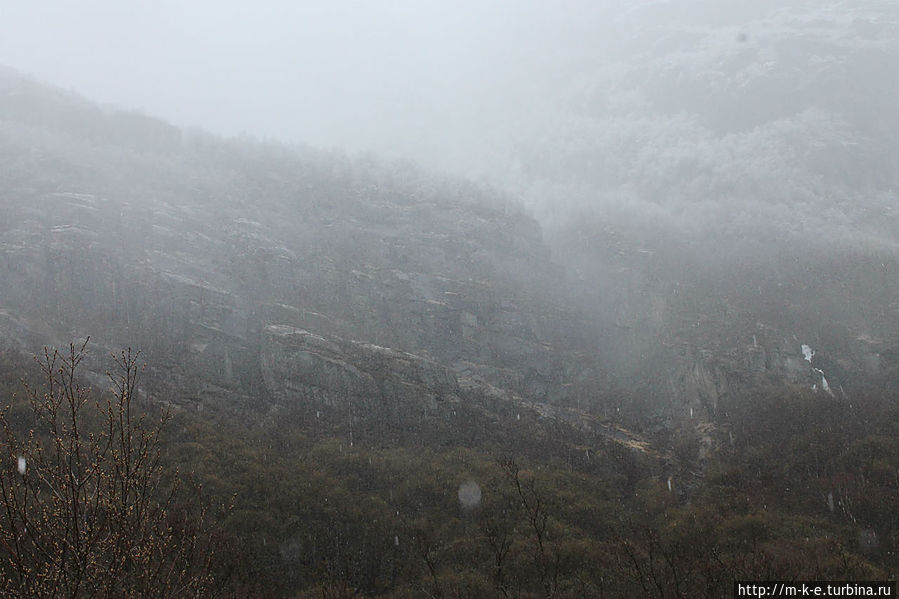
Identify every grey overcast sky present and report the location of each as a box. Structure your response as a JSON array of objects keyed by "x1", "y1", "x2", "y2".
[
  {"x1": 0, "y1": 0, "x2": 603, "y2": 172},
  {"x1": 0, "y1": 0, "x2": 818, "y2": 175}
]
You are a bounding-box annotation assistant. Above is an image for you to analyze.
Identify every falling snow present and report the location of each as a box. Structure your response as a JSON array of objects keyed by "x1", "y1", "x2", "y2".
[{"x1": 458, "y1": 480, "x2": 482, "y2": 509}]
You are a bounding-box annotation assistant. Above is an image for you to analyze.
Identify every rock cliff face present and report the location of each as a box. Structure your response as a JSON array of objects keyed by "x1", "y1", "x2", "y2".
[
  {"x1": 0, "y1": 69, "x2": 600, "y2": 414},
  {"x1": 1, "y1": 67, "x2": 897, "y2": 428},
  {"x1": 260, "y1": 325, "x2": 459, "y2": 413},
  {"x1": 623, "y1": 301, "x2": 899, "y2": 423}
]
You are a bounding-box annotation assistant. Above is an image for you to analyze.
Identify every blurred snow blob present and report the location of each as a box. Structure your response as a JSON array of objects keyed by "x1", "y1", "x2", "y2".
[
  {"x1": 457, "y1": 480, "x2": 482, "y2": 510},
  {"x1": 17, "y1": 456, "x2": 26, "y2": 475}
]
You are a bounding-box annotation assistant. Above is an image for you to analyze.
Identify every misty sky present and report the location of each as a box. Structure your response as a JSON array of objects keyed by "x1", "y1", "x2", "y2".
[
  {"x1": 0, "y1": 0, "x2": 596, "y2": 172},
  {"x1": 0, "y1": 1, "x2": 853, "y2": 171},
  {"x1": 3, "y1": 0, "x2": 897, "y2": 252}
]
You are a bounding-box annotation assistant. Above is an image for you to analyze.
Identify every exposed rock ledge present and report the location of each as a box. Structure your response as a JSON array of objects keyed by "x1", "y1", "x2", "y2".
[{"x1": 260, "y1": 325, "x2": 460, "y2": 414}]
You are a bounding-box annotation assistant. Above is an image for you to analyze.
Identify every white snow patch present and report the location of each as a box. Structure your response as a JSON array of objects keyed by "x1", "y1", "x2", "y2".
[
  {"x1": 17, "y1": 456, "x2": 26, "y2": 475},
  {"x1": 801, "y1": 344, "x2": 814, "y2": 362},
  {"x1": 812, "y1": 366, "x2": 834, "y2": 397},
  {"x1": 458, "y1": 480, "x2": 482, "y2": 509}
]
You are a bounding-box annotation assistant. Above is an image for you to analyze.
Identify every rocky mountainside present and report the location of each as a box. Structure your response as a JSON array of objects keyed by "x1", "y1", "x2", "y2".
[
  {"x1": 0, "y1": 67, "x2": 607, "y2": 427},
  {"x1": 2, "y1": 7, "x2": 899, "y2": 595},
  {"x1": 1, "y1": 50, "x2": 898, "y2": 432},
  {"x1": 491, "y1": 0, "x2": 899, "y2": 419}
]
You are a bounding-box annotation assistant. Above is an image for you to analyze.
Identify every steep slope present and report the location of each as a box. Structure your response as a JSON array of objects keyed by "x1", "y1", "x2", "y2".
[
  {"x1": 496, "y1": 0, "x2": 899, "y2": 416},
  {"x1": 0, "y1": 68, "x2": 601, "y2": 415},
  {"x1": 1, "y1": 64, "x2": 897, "y2": 598}
]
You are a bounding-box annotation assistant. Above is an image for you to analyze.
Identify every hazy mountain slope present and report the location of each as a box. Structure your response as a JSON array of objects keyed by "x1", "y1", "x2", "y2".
[
  {"x1": 0, "y1": 68, "x2": 601, "y2": 414},
  {"x1": 2, "y1": 6, "x2": 899, "y2": 596},
  {"x1": 0, "y1": 61, "x2": 897, "y2": 598},
  {"x1": 5, "y1": 0, "x2": 899, "y2": 422},
  {"x1": 489, "y1": 0, "x2": 899, "y2": 415}
]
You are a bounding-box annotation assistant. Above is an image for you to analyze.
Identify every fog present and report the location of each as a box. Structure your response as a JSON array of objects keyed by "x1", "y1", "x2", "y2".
[
  {"x1": 3, "y1": 0, "x2": 897, "y2": 259},
  {"x1": 4, "y1": 0, "x2": 898, "y2": 374},
  {"x1": 2, "y1": 5, "x2": 899, "y2": 593},
  {"x1": 0, "y1": 0, "x2": 562, "y2": 169}
]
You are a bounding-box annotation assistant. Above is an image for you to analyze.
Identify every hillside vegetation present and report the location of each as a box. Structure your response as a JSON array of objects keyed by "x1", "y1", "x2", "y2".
[{"x1": 1, "y1": 7, "x2": 899, "y2": 590}]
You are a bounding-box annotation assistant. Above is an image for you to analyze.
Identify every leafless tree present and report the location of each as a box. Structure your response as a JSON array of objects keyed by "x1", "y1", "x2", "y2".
[{"x1": 0, "y1": 341, "x2": 217, "y2": 598}]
